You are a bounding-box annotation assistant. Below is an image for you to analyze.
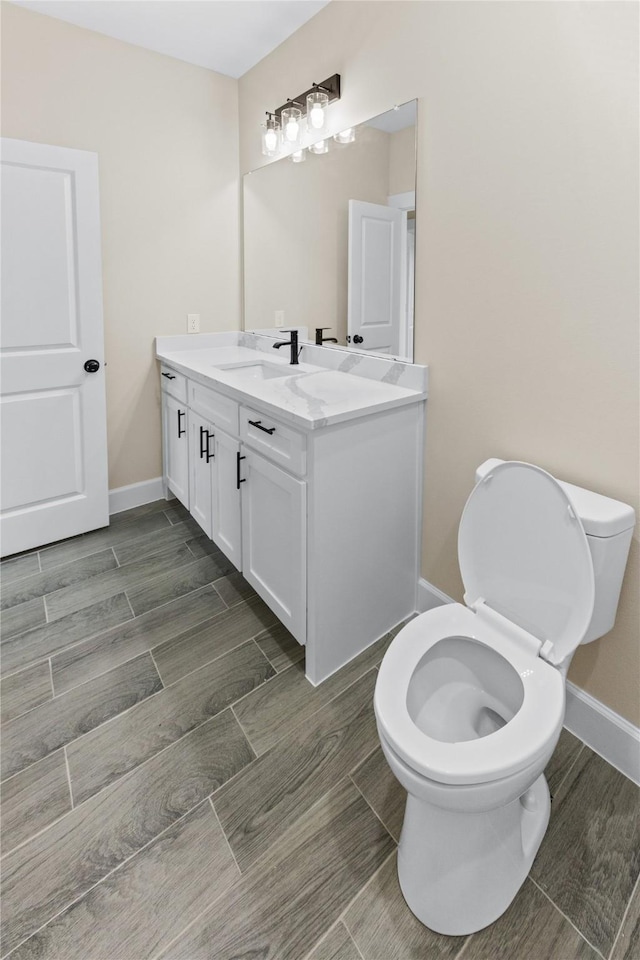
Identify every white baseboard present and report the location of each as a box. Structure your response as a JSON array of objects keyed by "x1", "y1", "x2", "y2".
[
  {"x1": 416, "y1": 577, "x2": 640, "y2": 785},
  {"x1": 109, "y1": 477, "x2": 165, "y2": 515}
]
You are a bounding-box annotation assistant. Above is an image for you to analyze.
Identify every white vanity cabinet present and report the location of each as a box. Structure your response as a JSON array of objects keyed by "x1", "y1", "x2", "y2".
[
  {"x1": 159, "y1": 350, "x2": 425, "y2": 686},
  {"x1": 161, "y1": 368, "x2": 189, "y2": 507}
]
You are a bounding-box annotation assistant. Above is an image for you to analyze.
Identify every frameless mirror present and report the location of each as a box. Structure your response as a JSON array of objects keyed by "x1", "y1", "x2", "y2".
[{"x1": 243, "y1": 100, "x2": 417, "y2": 361}]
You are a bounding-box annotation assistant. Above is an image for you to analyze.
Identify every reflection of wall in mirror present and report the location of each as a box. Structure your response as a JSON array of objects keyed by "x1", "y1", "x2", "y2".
[{"x1": 243, "y1": 124, "x2": 415, "y2": 347}]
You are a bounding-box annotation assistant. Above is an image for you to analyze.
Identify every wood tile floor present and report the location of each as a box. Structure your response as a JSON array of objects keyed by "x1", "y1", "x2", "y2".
[{"x1": 1, "y1": 499, "x2": 638, "y2": 960}]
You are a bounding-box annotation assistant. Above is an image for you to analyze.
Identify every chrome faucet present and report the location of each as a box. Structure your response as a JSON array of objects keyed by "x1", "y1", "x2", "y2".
[
  {"x1": 273, "y1": 329, "x2": 301, "y2": 365},
  {"x1": 315, "y1": 327, "x2": 338, "y2": 345}
]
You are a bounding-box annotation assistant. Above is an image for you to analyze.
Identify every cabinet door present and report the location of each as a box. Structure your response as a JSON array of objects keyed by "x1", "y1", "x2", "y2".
[
  {"x1": 163, "y1": 392, "x2": 189, "y2": 507},
  {"x1": 188, "y1": 410, "x2": 214, "y2": 537},
  {"x1": 241, "y1": 449, "x2": 306, "y2": 644},
  {"x1": 211, "y1": 427, "x2": 242, "y2": 571}
]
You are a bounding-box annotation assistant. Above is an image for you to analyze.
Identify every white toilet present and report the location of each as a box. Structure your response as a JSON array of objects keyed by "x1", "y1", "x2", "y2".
[{"x1": 374, "y1": 459, "x2": 635, "y2": 936}]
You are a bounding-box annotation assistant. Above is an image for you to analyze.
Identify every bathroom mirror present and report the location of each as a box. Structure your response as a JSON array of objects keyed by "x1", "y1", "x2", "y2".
[{"x1": 243, "y1": 100, "x2": 417, "y2": 361}]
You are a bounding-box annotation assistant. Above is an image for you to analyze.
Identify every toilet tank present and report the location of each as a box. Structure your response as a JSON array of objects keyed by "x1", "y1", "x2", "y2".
[{"x1": 475, "y1": 460, "x2": 636, "y2": 644}]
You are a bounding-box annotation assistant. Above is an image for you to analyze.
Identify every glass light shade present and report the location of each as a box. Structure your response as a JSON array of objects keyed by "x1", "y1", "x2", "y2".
[
  {"x1": 308, "y1": 139, "x2": 328, "y2": 155},
  {"x1": 333, "y1": 128, "x2": 355, "y2": 144},
  {"x1": 261, "y1": 117, "x2": 281, "y2": 157},
  {"x1": 282, "y1": 106, "x2": 303, "y2": 146},
  {"x1": 291, "y1": 149, "x2": 306, "y2": 163},
  {"x1": 307, "y1": 90, "x2": 329, "y2": 132}
]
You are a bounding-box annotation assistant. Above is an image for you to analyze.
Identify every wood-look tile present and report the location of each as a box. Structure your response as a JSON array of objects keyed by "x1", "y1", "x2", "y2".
[
  {"x1": 461, "y1": 878, "x2": 599, "y2": 959},
  {"x1": 233, "y1": 631, "x2": 393, "y2": 756},
  {"x1": 215, "y1": 669, "x2": 379, "y2": 872},
  {"x1": 531, "y1": 748, "x2": 640, "y2": 957},
  {"x1": 126, "y1": 553, "x2": 234, "y2": 617},
  {"x1": 545, "y1": 727, "x2": 584, "y2": 797},
  {"x1": 44, "y1": 541, "x2": 198, "y2": 621},
  {"x1": 0, "y1": 662, "x2": 53, "y2": 723},
  {"x1": 51, "y1": 585, "x2": 225, "y2": 695},
  {"x1": 255, "y1": 621, "x2": 304, "y2": 672},
  {"x1": 109, "y1": 498, "x2": 176, "y2": 525},
  {"x1": 9, "y1": 801, "x2": 239, "y2": 960},
  {"x1": 0, "y1": 593, "x2": 133, "y2": 678},
  {"x1": 160, "y1": 779, "x2": 394, "y2": 960},
  {"x1": 112, "y1": 518, "x2": 201, "y2": 566},
  {"x1": 213, "y1": 569, "x2": 257, "y2": 607},
  {"x1": 1, "y1": 549, "x2": 117, "y2": 612},
  {"x1": 0, "y1": 597, "x2": 46, "y2": 643},
  {"x1": 612, "y1": 878, "x2": 640, "y2": 960},
  {"x1": 38, "y1": 510, "x2": 172, "y2": 570},
  {"x1": 1, "y1": 653, "x2": 162, "y2": 780},
  {"x1": 185, "y1": 535, "x2": 227, "y2": 559},
  {"x1": 0, "y1": 709, "x2": 253, "y2": 956},
  {"x1": 1, "y1": 751, "x2": 71, "y2": 856},
  {"x1": 307, "y1": 922, "x2": 363, "y2": 960},
  {"x1": 153, "y1": 594, "x2": 279, "y2": 685},
  {"x1": 0, "y1": 552, "x2": 40, "y2": 585},
  {"x1": 68, "y1": 641, "x2": 274, "y2": 804},
  {"x1": 351, "y1": 745, "x2": 406, "y2": 842},
  {"x1": 344, "y1": 852, "x2": 465, "y2": 960},
  {"x1": 165, "y1": 503, "x2": 191, "y2": 525}
]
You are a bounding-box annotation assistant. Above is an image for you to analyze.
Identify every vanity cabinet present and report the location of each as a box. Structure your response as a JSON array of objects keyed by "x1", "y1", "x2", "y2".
[{"x1": 160, "y1": 359, "x2": 424, "y2": 685}]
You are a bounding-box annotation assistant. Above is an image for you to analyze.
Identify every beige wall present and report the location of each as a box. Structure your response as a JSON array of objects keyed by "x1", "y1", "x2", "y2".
[
  {"x1": 239, "y1": 1, "x2": 640, "y2": 724},
  {"x1": 1, "y1": 2, "x2": 240, "y2": 489}
]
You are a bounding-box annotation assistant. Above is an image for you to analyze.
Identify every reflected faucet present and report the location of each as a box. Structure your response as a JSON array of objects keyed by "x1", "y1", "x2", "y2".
[
  {"x1": 315, "y1": 327, "x2": 339, "y2": 345},
  {"x1": 273, "y1": 329, "x2": 301, "y2": 365}
]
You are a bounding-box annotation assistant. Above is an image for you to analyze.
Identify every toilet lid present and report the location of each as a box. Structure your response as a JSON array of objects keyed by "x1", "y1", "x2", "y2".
[{"x1": 459, "y1": 461, "x2": 595, "y2": 665}]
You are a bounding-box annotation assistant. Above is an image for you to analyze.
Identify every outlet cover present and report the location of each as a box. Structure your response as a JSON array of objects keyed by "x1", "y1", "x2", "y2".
[
  {"x1": 274, "y1": 310, "x2": 285, "y2": 328},
  {"x1": 187, "y1": 314, "x2": 200, "y2": 333}
]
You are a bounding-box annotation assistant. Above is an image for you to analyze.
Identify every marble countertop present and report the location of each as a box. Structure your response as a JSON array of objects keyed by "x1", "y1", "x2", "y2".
[{"x1": 155, "y1": 334, "x2": 427, "y2": 431}]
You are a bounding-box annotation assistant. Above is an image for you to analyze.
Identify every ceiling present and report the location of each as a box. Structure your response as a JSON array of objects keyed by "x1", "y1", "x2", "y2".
[{"x1": 9, "y1": 0, "x2": 330, "y2": 78}]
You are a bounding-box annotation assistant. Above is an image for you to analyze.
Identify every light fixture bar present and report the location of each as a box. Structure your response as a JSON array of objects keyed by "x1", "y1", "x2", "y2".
[{"x1": 274, "y1": 74, "x2": 341, "y2": 123}]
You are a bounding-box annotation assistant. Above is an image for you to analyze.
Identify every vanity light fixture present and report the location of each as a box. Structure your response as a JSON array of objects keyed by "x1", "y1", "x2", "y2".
[
  {"x1": 333, "y1": 127, "x2": 356, "y2": 144},
  {"x1": 261, "y1": 113, "x2": 281, "y2": 157},
  {"x1": 263, "y1": 75, "x2": 341, "y2": 158}
]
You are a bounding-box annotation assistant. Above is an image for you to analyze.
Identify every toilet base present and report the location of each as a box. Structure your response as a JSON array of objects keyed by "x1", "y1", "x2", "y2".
[{"x1": 397, "y1": 773, "x2": 550, "y2": 935}]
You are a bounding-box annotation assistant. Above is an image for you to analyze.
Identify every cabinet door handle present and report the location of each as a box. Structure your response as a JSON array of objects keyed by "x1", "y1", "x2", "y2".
[
  {"x1": 162, "y1": 372, "x2": 176, "y2": 380},
  {"x1": 236, "y1": 452, "x2": 246, "y2": 489},
  {"x1": 248, "y1": 419, "x2": 276, "y2": 435},
  {"x1": 206, "y1": 431, "x2": 215, "y2": 463},
  {"x1": 177, "y1": 410, "x2": 186, "y2": 438},
  {"x1": 199, "y1": 425, "x2": 206, "y2": 459}
]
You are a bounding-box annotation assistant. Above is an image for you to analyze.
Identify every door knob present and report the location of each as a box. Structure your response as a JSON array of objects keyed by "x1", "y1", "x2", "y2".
[
  {"x1": 353, "y1": 335, "x2": 364, "y2": 344},
  {"x1": 84, "y1": 359, "x2": 100, "y2": 373}
]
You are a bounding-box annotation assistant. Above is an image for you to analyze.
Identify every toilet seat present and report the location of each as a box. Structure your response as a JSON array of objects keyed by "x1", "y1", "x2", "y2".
[{"x1": 375, "y1": 603, "x2": 565, "y2": 786}]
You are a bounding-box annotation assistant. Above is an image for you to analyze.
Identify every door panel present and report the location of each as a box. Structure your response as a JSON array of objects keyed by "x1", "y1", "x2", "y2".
[
  {"x1": 0, "y1": 139, "x2": 108, "y2": 556},
  {"x1": 188, "y1": 410, "x2": 213, "y2": 537},
  {"x1": 163, "y1": 394, "x2": 189, "y2": 508},
  {"x1": 241, "y1": 450, "x2": 306, "y2": 643},
  {"x1": 348, "y1": 199, "x2": 405, "y2": 354},
  {"x1": 211, "y1": 429, "x2": 241, "y2": 570}
]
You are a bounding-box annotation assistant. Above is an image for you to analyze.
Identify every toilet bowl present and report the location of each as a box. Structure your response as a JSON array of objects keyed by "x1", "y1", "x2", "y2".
[{"x1": 374, "y1": 460, "x2": 635, "y2": 936}]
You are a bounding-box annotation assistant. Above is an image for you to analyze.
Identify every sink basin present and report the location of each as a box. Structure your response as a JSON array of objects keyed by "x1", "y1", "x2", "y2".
[{"x1": 217, "y1": 361, "x2": 296, "y2": 381}]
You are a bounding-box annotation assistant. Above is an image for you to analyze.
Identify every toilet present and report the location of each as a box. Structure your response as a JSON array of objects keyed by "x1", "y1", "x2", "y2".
[{"x1": 374, "y1": 459, "x2": 635, "y2": 936}]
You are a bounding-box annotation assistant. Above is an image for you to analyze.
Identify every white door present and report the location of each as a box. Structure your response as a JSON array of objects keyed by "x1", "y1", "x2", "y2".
[
  {"x1": 163, "y1": 393, "x2": 189, "y2": 508},
  {"x1": 241, "y1": 449, "x2": 306, "y2": 644},
  {"x1": 347, "y1": 199, "x2": 406, "y2": 355},
  {"x1": 0, "y1": 139, "x2": 108, "y2": 557},
  {"x1": 211, "y1": 427, "x2": 242, "y2": 570},
  {"x1": 188, "y1": 410, "x2": 214, "y2": 537}
]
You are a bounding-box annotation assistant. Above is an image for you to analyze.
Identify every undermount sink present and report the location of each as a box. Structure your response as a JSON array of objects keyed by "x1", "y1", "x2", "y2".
[{"x1": 217, "y1": 361, "x2": 297, "y2": 381}]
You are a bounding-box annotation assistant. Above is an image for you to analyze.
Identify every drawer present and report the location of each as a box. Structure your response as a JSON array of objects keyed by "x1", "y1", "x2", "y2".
[
  {"x1": 240, "y1": 406, "x2": 306, "y2": 476},
  {"x1": 160, "y1": 365, "x2": 187, "y2": 403},
  {"x1": 189, "y1": 381, "x2": 239, "y2": 434}
]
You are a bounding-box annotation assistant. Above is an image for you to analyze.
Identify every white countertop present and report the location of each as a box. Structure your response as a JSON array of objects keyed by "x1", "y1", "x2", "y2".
[{"x1": 156, "y1": 335, "x2": 428, "y2": 430}]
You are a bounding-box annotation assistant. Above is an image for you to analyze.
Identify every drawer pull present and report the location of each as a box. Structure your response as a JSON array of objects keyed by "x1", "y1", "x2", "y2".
[
  {"x1": 206, "y1": 431, "x2": 215, "y2": 463},
  {"x1": 177, "y1": 409, "x2": 186, "y2": 438},
  {"x1": 248, "y1": 419, "x2": 276, "y2": 436},
  {"x1": 236, "y1": 453, "x2": 246, "y2": 489},
  {"x1": 162, "y1": 372, "x2": 176, "y2": 380}
]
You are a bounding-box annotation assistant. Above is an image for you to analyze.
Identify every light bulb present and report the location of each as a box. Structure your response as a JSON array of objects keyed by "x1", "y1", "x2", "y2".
[
  {"x1": 265, "y1": 128, "x2": 278, "y2": 152},
  {"x1": 309, "y1": 139, "x2": 328, "y2": 155},
  {"x1": 310, "y1": 103, "x2": 324, "y2": 129},
  {"x1": 334, "y1": 128, "x2": 355, "y2": 144},
  {"x1": 291, "y1": 149, "x2": 306, "y2": 163},
  {"x1": 285, "y1": 119, "x2": 299, "y2": 142},
  {"x1": 282, "y1": 106, "x2": 302, "y2": 147}
]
